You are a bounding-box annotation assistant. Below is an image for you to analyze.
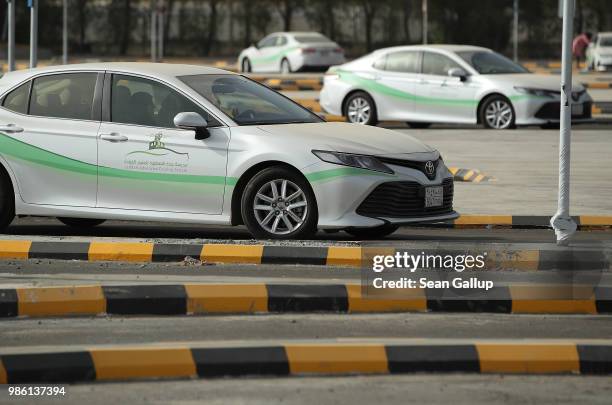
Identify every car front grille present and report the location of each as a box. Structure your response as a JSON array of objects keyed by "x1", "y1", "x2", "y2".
[
  {"x1": 377, "y1": 157, "x2": 442, "y2": 180},
  {"x1": 356, "y1": 179, "x2": 454, "y2": 219},
  {"x1": 535, "y1": 101, "x2": 592, "y2": 120}
]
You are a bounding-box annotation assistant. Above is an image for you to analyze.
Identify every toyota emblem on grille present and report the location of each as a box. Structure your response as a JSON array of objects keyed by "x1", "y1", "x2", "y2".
[{"x1": 425, "y1": 161, "x2": 435, "y2": 176}]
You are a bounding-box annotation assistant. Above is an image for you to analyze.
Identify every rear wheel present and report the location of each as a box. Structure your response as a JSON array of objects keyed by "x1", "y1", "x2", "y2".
[
  {"x1": 345, "y1": 92, "x2": 378, "y2": 125},
  {"x1": 406, "y1": 122, "x2": 431, "y2": 129},
  {"x1": 58, "y1": 218, "x2": 106, "y2": 228},
  {"x1": 280, "y1": 58, "x2": 292, "y2": 74},
  {"x1": 241, "y1": 166, "x2": 317, "y2": 239},
  {"x1": 346, "y1": 225, "x2": 399, "y2": 239},
  {"x1": 0, "y1": 171, "x2": 15, "y2": 231},
  {"x1": 480, "y1": 95, "x2": 515, "y2": 129},
  {"x1": 241, "y1": 58, "x2": 252, "y2": 73}
]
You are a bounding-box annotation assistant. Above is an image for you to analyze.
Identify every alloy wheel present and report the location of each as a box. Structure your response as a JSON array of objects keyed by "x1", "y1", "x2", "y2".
[
  {"x1": 485, "y1": 100, "x2": 513, "y2": 129},
  {"x1": 347, "y1": 97, "x2": 371, "y2": 124},
  {"x1": 253, "y1": 179, "x2": 308, "y2": 235}
]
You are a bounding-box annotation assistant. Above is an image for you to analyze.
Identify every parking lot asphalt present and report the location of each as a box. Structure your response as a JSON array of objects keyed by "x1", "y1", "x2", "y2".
[
  {"x1": 43, "y1": 375, "x2": 612, "y2": 405},
  {"x1": 3, "y1": 313, "x2": 610, "y2": 348},
  {"x1": 3, "y1": 217, "x2": 612, "y2": 244}
]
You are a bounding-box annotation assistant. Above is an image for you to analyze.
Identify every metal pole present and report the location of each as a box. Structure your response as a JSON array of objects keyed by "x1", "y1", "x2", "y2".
[
  {"x1": 158, "y1": 9, "x2": 164, "y2": 61},
  {"x1": 150, "y1": 5, "x2": 157, "y2": 62},
  {"x1": 551, "y1": 0, "x2": 576, "y2": 246},
  {"x1": 513, "y1": 0, "x2": 519, "y2": 62},
  {"x1": 30, "y1": 0, "x2": 38, "y2": 68},
  {"x1": 422, "y1": 0, "x2": 428, "y2": 45},
  {"x1": 62, "y1": 0, "x2": 68, "y2": 64},
  {"x1": 7, "y1": 0, "x2": 15, "y2": 72}
]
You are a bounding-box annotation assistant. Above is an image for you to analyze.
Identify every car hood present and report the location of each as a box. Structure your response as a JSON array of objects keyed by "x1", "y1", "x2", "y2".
[
  {"x1": 257, "y1": 122, "x2": 436, "y2": 157},
  {"x1": 480, "y1": 73, "x2": 585, "y2": 92}
]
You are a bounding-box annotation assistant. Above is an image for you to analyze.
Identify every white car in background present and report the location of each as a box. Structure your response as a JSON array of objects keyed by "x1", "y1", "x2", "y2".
[
  {"x1": 587, "y1": 32, "x2": 612, "y2": 71},
  {"x1": 0, "y1": 63, "x2": 456, "y2": 240},
  {"x1": 320, "y1": 45, "x2": 593, "y2": 129},
  {"x1": 238, "y1": 32, "x2": 345, "y2": 74}
]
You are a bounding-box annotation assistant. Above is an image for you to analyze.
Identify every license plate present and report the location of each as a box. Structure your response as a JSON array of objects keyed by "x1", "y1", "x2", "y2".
[
  {"x1": 572, "y1": 104, "x2": 583, "y2": 115},
  {"x1": 425, "y1": 186, "x2": 444, "y2": 208},
  {"x1": 320, "y1": 50, "x2": 329, "y2": 56}
]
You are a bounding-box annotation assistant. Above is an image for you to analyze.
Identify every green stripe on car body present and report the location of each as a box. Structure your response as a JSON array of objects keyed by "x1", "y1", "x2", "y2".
[
  {"x1": 337, "y1": 69, "x2": 548, "y2": 107},
  {"x1": 0, "y1": 133, "x2": 237, "y2": 187}
]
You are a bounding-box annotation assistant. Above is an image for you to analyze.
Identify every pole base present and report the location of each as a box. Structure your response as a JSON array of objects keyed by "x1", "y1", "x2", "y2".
[{"x1": 550, "y1": 213, "x2": 577, "y2": 246}]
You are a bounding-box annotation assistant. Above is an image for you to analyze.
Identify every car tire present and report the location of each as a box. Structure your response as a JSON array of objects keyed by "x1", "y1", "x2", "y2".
[
  {"x1": 57, "y1": 218, "x2": 106, "y2": 228},
  {"x1": 280, "y1": 58, "x2": 292, "y2": 74},
  {"x1": 406, "y1": 122, "x2": 431, "y2": 129},
  {"x1": 345, "y1": 224, "x2": 399, "y2": 239},
  {"x1": 0, "y1": 171, "x2": 15, "y2": 232},
  {"x1": 344, "y1": 92, "x2": 378, "y2": 126},
  {"x1": 241, "y1": 58, "x2": 252, "y2": 73},
  {"x1": 480, "y1": 95, "x2": 515, "y2": 129},
  {"x1": 241, "y1": 166, "x2": 318, "y2": 240}
]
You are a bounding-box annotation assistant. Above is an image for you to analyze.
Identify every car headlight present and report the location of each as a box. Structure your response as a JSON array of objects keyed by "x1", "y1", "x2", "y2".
[
  {"x1": 514, "y1": 87, "x2": 560, "y2": 98},
  {"x1": 312, "y1": 150, "x2": 394, "y2": 174}
]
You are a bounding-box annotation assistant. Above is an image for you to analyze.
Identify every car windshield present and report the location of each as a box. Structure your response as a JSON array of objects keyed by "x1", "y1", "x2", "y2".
[
  {"x1": 600, "y1": 37, "x2": 612, "y2": 47},
  {"x1": 293, "y1": 34, "x2": 332, "y2": 44},
  {"x1": 179, "y1": 74, "x2": 323, "y2": 126},
  {"x1": 456, "y1": 51, "x2": 529, "y2": 74}
]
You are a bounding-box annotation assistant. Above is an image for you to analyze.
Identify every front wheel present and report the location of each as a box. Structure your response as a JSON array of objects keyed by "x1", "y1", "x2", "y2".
[
  {"x1": 480, "y1": 95, "x2": 515, "y2": 129},
  {"x1": 241, "y1": 166, "x2": 318, "y2": 239},
  {"x1": 345, "y1": 92, "x2": 378, "y2": 125},
  {"x1": 345, "y1": 225, "x2": 399, "y2": 239},
  {"x1": 0, "y1": 172, "x2": 15, "y2": 232},
  {"x1": 58, "y1": 218, "x2": 106, "y2": 228},
  {"x1": 241, "y1": 58, "x2": 252, "y2": 73}
]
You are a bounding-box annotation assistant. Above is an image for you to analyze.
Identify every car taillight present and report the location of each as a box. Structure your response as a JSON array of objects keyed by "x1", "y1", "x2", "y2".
[
  {"x1": 302, "y1": 48, "x2": 317, "y2": 54},
  {"x1": 333, "y1": 48, "x2": 343, "y2": 53}
]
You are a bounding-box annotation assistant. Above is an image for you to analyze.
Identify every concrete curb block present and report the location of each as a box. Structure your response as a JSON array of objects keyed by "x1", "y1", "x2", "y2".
[
  {"x1": 1, "y1": 283, "x2": 610, "y2": 318},
  {"x1": 1, "y1": 340, "x2": 611, "y2": 383},
  {"x1": 0, "y1": 236, "x2": 611, "y2": 267},
  {"x1": 448, "y1": 168, "x2": 495, "y2": 182}
]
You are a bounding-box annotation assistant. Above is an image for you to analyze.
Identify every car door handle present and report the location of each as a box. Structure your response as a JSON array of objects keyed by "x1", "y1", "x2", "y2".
[
  {"x1": 99, "y1": 133, "x2": 128, "y2": 142},
  {"x1": 0, "y1": 124, "x2": 24, "y2": 133}
]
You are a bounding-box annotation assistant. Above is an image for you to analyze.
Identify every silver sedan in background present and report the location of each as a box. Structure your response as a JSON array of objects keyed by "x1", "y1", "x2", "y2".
[
  {"x1": 320, "y1": 45, "x2": 593, "y2": 129},
  {"x1": 238, "y1": 32, "x2": 345, "y2": 74}
]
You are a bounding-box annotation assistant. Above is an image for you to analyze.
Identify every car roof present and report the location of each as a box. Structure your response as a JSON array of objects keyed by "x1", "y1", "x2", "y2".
[
  {"x1": 598, "y1": 32, "x2": 612, "y2": 37},
  {"x1": 372, "y1": 44, "x2": 491, "y2": 54},
  {"x1": 0, "y1": 62, "x2": 233, "y2": 86}
]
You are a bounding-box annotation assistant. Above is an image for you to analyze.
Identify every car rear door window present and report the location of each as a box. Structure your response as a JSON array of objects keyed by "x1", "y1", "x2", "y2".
[
  {"x1": 422, "y1": 52, "x2": 463, "y2": 76},
  {"x1": 384, "y1": 51, "x2": 420, "y2": 73},
  {"x1": 110, "y1": 74, "x2": 220, "y2": 128},
  {"x1": 2, "y1": 81, "x2": 30, "y2": 114},
  {"x1": 29, "y1": 73, "x2": 97, "y2": 120}
]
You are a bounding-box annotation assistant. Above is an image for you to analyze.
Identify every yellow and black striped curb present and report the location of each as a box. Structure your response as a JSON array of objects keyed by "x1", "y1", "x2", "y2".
[
  {"x1": 448, "y1": 167, "x2": 495, "y2": 182},
  {"x1": 1, "y1": 340, "x2": 611, "y2": 383},
  {"x1": 250, "y1": 77, "x2": 323, "y2": 91},
  {"x1": 1, "y1": 283, "x2": 611, "y2": 318},
  {"x1": 593, "y1": 101, "x2": 612, "y2": 115},
  {"x1": 0, "y1": 238, "x2": 611, "y2": 266},
  {"x1": 583, "y1": 82, "x2": 612, "y2": 89}
]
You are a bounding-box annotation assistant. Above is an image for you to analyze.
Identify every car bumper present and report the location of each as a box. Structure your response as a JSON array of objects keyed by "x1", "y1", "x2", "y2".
[
  {"x1": 513, "y1": 94, "x2": 593, "y2": 126},
  {"x1": 305, "y1": 160, "x2": 456, "y2": 229}
]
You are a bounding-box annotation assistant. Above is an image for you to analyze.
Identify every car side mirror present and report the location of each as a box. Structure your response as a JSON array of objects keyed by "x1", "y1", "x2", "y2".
[
  {"x1": 174, "y1": 112, "x2": 209, "y2": 140},
  {"x1": 448, "y1": 67, "x2": 468, "y2": 82}
]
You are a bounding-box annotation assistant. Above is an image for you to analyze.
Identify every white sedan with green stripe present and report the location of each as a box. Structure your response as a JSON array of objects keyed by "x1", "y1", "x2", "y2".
[
  {"x1": 321, "y1": 44, "x2": 593, "y2": 129},
  {"x1": 238, "y1": 32, "x2": 345, "y2": 74},
  {"x1": 0, "y1": 63, "x2": 456, "y2": 240}
]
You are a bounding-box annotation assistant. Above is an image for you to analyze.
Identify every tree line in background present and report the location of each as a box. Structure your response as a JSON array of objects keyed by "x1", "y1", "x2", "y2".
[{"x1": 0, "y1": 0, "x2": 610, "y2": 60}]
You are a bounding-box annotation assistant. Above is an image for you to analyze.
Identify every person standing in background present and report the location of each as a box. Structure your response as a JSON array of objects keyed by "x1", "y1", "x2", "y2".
[{"x1": 572, "y1": 32, "x2": 592, "y2": 70}]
